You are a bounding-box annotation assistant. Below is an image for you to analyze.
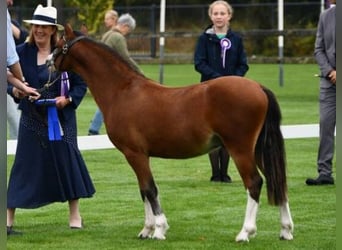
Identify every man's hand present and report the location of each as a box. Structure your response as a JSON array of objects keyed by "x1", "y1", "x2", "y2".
[
  {"x1": 328, "y1": 70, "x2": 336, "y2": 84},
  {"x1": 13, "y1": 85, "x2": 40, "y2": 101}
]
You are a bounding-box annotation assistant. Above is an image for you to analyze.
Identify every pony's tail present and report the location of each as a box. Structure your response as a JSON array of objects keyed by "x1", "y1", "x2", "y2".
[{"x1": 255, "y1": 86, "x2": 287, "y2": 206}]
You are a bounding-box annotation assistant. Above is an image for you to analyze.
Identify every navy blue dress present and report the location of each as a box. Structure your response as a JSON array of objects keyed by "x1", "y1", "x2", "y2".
[{"x1": 7, "y1": 42, "x2": 95, "y2": 209}]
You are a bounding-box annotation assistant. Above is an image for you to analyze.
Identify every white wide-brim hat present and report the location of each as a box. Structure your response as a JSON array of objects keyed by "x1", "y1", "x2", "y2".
[{"x1": 23, "y1": 4, "x2": 64, "y2": 30}]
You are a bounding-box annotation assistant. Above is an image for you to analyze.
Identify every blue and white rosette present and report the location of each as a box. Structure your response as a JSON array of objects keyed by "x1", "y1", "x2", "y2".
[{"x1": 220, "y1": 38, "x2": 232, "y2": 68}]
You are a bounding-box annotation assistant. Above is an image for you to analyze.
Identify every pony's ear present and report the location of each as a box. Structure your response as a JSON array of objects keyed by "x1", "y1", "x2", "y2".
[{"x1": 64, "y1": 23, "x2": 74, "y2": 37}]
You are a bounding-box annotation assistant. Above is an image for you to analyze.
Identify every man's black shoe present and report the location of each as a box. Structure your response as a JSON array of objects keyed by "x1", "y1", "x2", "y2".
[
  {"x1": 7, "y1": 226, "x2": 23, "y2": 236},
  {"x1": 88, "y1": 130, "x2": 99, "y2": 136},
  {"x1": 305, "y1": 175, "x2": 334, "y2": 185}
]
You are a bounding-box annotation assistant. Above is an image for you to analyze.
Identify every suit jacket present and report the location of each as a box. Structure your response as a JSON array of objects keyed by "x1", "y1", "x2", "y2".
[{"x1": 314, "y1": 6, "x2": 336, "y2": 88}]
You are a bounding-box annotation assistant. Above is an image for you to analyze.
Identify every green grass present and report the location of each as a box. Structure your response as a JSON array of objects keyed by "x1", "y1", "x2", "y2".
[{"x1": 7, "y1": 64, "x2": 335, "y2": 249}]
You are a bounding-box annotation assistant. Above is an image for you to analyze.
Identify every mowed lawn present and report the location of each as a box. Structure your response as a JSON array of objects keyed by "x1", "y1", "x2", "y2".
[{"x1": 7, "y1": 64, "x2": 336, "y2": 250}]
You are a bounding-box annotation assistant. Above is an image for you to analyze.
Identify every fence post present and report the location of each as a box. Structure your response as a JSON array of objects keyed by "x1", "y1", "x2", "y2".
[{"x1": 150, "y1": 4, "x2": 157, "y2": 58}]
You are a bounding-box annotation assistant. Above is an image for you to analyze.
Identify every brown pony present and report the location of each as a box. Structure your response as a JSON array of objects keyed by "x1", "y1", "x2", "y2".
[{"x1": 48, "y1": 24, "x2": 293, "y2": 242}]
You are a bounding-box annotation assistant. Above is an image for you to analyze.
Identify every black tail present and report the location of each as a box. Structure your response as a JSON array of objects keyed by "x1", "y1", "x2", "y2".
[{"x1": 255, "y1": 86, "x2": 287, "y2": 206}]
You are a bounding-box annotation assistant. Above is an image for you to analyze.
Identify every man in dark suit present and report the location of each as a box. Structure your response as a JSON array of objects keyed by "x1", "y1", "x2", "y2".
[{"x1": 306, "y1": 0, "x2": 336, "y2": 185}]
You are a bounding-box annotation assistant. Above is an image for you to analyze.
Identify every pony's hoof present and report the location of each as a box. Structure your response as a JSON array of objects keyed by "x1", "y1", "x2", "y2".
[
  {"x1": 151, "y1": 223, "x2": 169, "y2": 240},
  {"x1": 138, "y1": 233, "x2": 151, "y2": 239},
  {"x1": 138, "y1": 226, "x2": 154, "y2": 239},
  {"x1": 279, "y1": 229, "x2": 293, "y2": 240},
  {"x1": 152, "y1": 232, "x2": 166, "y2": 240},
  {"x1": 235, "y1": 232, "x2": 250, "y2": 242},
  {"x1": 235, "y1": 228, "x2": 256, "y2": 242}
]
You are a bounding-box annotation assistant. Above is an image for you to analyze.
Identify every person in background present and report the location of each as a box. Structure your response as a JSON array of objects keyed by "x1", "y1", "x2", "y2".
[
  {"x1": 7, "y1": 0, "x2": 29, "y2": 139},
  {"x1": 7, "y1": 5, "x2": 95, "y2": 236},
  {"x1": 194, "y1": 0, "x2": 249, "y2": 183},
  {"x1": 11, "y1": 19, "x2": 29, "y2": 45},
  {"x1": 7, "y1": 0, "x2": 38, "y2": 96},
  {"x1": 306, "y1": 0, "x2": 336, "y2": 185},
  {"x1": 80, "y1": 23, "x2": 89, "y2": 35},
  {"x1": 88, "y1": 9, "x2": 119, "y2": 135},
  {"x1": 7, "y1": 0, "x2": 40, "y2": 141}
]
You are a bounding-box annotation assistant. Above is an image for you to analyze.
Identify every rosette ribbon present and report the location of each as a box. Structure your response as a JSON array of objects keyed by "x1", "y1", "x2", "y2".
[
  {"x1": 35, "y1": 99, "x2": 62, "y2": 141},
  {"x1": 61, "y1": 72, "x2": 70, "y2": 97},
  {"x1": 220, "y1": 38, "x2": 232, "y2": 68}
]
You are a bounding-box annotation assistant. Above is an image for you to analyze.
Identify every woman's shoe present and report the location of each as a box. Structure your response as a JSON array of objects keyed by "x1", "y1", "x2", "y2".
[
  {"x1": 221, "y1": 175, "x2": 232, "y2": 183},
  {"x1": 70, "y1": 219, "x2": 83, "y2": 229},
  {"x1": 7, "y1": 226, "x2": 23, "y2": 236}
]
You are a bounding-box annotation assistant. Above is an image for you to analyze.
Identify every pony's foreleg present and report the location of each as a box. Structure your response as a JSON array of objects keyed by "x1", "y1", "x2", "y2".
[
  {"x1": 138, "y1": 194, "x2": 169, "y2": 240},
  {"x1": 236, "y1": 190, "x2": 259, "y2": 242},
  {"x1": 279, "y1": 201, "x2": 294, "y2": 240},
  {"x1": 124, "y1": 152, "x2": 169, "y2": 239},
  {"x1": 143, "y1": 182, "x2": 169, "y2": 240},
  {"x1": 152, "y1": 208, "x2": 169, "y2": 240},
  {"x1": 138, "y1": 199, "x2": 155, "y2": 239}
]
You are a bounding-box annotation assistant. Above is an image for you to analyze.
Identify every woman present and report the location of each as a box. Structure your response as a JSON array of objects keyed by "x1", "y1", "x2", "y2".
[
  {"x1": 7, "y1": 5, "x2": 95, "y2": 235},
  {"x1": 194, "y1": 1, "x2": 249, "y2": 183}
]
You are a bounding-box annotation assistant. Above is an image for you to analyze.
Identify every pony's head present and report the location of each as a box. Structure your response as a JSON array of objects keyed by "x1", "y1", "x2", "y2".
[{"x1": 46, "y1": 24, "x2": 85, "y2": 72}]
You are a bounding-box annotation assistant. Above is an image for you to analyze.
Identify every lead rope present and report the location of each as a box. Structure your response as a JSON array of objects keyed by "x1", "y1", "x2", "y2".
[{"x1": 36, "y1": 69, "x2": 61, "y2": 94}]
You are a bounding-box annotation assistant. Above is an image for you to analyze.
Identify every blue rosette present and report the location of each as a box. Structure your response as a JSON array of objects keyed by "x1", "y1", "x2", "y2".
[{"x1": 35, "y1": 99, "x2": 62, "y2": 141}]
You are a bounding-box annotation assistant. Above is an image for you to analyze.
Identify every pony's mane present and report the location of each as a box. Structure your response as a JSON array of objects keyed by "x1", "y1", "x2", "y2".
[{"x1": 72, "y1": 31, "x2": 144, "y2": 76}]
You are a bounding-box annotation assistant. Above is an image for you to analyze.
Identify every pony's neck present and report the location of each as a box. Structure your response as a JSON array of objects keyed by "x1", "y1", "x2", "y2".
[{"x1": 68, "y1": 39, "x2": 141, "y2": 111}]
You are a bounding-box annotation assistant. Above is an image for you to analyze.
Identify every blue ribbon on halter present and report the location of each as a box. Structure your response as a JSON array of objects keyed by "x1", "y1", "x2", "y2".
[
  {"x1": 220, "y1": 38, "x2": 232, "y2": 68},
  {"x1": 35, "y1": 99, "x2": 62, "y2": 141}
]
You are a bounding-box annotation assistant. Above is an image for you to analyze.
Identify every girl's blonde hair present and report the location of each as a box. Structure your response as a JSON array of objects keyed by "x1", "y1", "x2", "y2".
[{"x1": 208, "y1": 0, "x2": 233, "y2": 18}]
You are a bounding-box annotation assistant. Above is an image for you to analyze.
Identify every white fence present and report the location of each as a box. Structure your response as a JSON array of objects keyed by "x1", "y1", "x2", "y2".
[{"x1": 7, "y1": 124, "x2": 326, "y2": 155}]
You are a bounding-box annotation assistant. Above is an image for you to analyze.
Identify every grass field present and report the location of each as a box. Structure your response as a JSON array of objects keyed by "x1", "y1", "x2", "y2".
[{"x1": 7, "y1": 64, "x2": 336, "y2": 249}]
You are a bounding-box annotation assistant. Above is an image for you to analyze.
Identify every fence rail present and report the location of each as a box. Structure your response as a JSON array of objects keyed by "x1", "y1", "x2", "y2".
[{"x1": 7, "y1": 124, "x2": 325, "y2": 155}]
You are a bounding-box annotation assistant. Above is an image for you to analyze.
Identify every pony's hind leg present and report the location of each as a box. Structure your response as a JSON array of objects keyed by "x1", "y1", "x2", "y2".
[
  {"x1": 232, "y1": 151, "x2": 263, "y2": 242},
  {"x1": 235, "y1": 190, "x2": 259, "y2": 242},
  {"x1": 279, "y1": 201, "x2": 294, "y2": 240}
]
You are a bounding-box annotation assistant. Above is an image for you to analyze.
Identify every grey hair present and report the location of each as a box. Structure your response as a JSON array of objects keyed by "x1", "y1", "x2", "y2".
[{"x1": 117, "y1": 13, "x2": 136, "y2": 31}]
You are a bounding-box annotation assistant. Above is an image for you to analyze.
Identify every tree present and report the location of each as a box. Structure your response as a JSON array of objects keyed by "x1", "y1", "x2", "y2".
[{"x1": 67, "y1": 0, "x2": 115, "y2": 35}]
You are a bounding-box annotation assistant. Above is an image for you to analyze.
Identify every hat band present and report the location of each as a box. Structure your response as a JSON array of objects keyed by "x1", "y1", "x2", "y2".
[{"x1": 32, "y1": 14, "x2": 57, "y2": 24}]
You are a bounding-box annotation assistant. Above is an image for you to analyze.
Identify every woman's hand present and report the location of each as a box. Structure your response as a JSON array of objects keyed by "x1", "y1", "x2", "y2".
[{"x1": 55, "y1": 96, "x2": 72, "y2": 109}]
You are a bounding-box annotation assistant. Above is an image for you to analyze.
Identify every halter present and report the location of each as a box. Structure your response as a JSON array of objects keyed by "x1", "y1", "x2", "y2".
[
  {"x1": 41, "y1": 34, "x2": 86, "y2": 94},
  {"x1": 36, "y1": 70, "x2": 61, "y2": 93},
  {"x1": 49, "y1": 34, "x2": 86, "y2": 72}
]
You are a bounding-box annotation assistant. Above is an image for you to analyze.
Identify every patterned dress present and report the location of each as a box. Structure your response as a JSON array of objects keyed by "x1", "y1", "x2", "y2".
[{"x1": 7, "y1": 42, "x2": 95, "y2": 209}]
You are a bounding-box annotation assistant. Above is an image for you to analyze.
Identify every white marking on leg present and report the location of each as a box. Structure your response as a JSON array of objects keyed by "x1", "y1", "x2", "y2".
[
  {"x1": 152, "y1": 213, "x2": 169, "y2": 240},
  {"x1": 138, "y1": 199, "x2": 155, "y2": 239},
  {"x1": 236, "y1": 190, "x2": 258, "y2": 242},
  {"x1": 279, "y1": 201, "x2": 294, "y2": 240}
]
